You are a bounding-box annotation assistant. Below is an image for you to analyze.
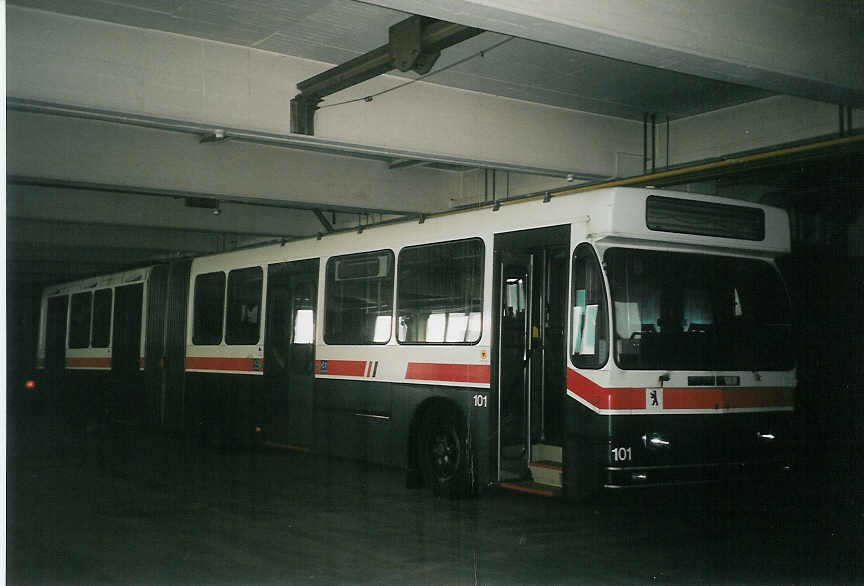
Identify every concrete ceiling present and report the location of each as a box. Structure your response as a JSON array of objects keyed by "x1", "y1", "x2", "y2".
[{"x1": 6, "y1": 0, "x2": 775, "y2": 120}]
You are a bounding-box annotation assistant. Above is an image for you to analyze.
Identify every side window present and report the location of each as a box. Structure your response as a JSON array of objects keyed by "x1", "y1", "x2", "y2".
[
  {"x1": 396, "y1": 238, "x2": 484, "y2": 344},
  {"x1": 290, "y1": 280, "x2": 316, "y2": 374},
  {"x1": 571, "y1": 243, "x2": 608, "y2": 368},
  {"x1": 225, "y1": 267, "x2": 263, "y2": 345},
  {"x1": 91, "y1": 288, "x2": 113, "y2": 348},
  {"x1": 325, "y1": 250, "x2": 394, "y2": 344},
  {"x1": 69, "y1": 291, "x2": 92, "y2": 349},
  {"x1": 193, "y1": 272, "x2": 226, "y2": 345}
]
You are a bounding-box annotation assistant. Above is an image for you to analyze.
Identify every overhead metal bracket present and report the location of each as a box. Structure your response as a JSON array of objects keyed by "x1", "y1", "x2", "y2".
[
  {"x1": 312, "y1": 209, "x2": 335, "y2": 233},
  {"x1": 290, "y1": 16, "x2": 482, "y2": 135},
  {"x1": 390, "y1": 16, "x2": 440, "y2": 74}
]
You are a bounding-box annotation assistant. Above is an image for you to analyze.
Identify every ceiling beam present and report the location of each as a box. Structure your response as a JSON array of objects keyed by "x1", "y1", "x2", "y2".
[
  {"x1": 7, "y1": 260, "x2": 132, "y2": 278},
  {"x1": 6, "y1": 217, "x2": 282, "y2": 252},
  {"x1": 7, "y1": 174, "x2": 420, "y2": 218},
  {"x1": 389, "y1": 159, "x2": 430, "y2": 170},
  {"x1": 6, "y1": 242, "x2": 196, "y2": 264},
  {"x1": 363, "y1": 0, "x2": 864, "y2": 108}
]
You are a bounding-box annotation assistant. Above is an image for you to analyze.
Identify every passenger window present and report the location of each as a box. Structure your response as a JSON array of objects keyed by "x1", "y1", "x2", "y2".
[
  {"x1": 193, "y1": 272, "x2": 226, "y2": 345},
  {"x1": 91, "y1": 288, "x2": 112, "y2": 348},
  {"x1": 396, "y1": 239, "x2": 484, "y2": 344},
  {"x1": 69, "y1": 291, "x2": 93, "y2": 349},
  {"x1": 225, "y1": 267, "x2": 263, "y2": 345},
  {"x1": 324, "y1": 250, "x2": 394, "y2": 344},
  {"x1": 571, "y1": 244, "x2": 608, "y2": 368},
  {"x1": 291, "y1": 281, "x2": 316, "y2": 373}
]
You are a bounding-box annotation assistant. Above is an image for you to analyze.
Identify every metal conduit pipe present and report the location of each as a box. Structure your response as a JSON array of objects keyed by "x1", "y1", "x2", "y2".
[
  {"x1": 651, "y1": 113, "x2": 657, "y2": 174},
  {"x1": 666, "y1": 116, "x2": 670, "y2": 169},
  {"x1": 642, "y1": 113, "x2": 648, "y2": 174}
]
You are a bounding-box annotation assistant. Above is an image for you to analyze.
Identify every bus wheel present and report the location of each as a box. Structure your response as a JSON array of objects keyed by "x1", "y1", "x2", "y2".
[{"x1": 419, "y1": 405, "x2": 471, "y2": 498}]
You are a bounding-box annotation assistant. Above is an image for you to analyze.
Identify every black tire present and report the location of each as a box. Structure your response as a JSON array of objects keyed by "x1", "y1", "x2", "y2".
[{"x1": 418, "y1": 404, "x2": 474, "y2": 498}]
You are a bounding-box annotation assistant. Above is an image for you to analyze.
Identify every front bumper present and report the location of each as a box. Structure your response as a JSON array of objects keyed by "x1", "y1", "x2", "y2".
[{"x1": 605, "y1": 457, "x2": 793, "y2": 489}]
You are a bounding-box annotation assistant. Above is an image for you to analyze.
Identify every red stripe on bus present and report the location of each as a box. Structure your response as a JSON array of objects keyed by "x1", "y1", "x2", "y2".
[
  {"x1": 663, "y1": 386, "x2": 794, "y2": 410},
  {"x1": 185, "y1": 357, "x2": 259, "y2": 372},
  {"x1": 315, "y1": 360, "x2": 367, "y2": 377},
  {"x1": 566, "y1": 369, "x2": 644, "y2": 409},
  {"x1": 566, "y1": 369, "x2": 794, "y2": 411},
  {"x1": 405, "y1": 362, "x2": 491, "y2": 384},
  {"x1": 66, "y1": 357, "x2": 111, "y2": 368}
]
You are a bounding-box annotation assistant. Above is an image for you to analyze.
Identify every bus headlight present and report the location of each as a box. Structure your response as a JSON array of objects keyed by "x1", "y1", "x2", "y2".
[
  {"x1": 756, "y1": 431, "x2": 776, "y2": 443},
  {"x1": 642, "y1": 433, "x2": 671, "y2": 450}
]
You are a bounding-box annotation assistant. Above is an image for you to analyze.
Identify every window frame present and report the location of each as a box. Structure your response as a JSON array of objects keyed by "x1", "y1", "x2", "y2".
[
  {"x1": 68, "y1": 291, "x2": 93, "y2": 349},
  {"x1": 192, "y1": 271, "x2": 227, "y2": 346},
  {"x1": 570, "y1": 242, "x2": 609, "y2": 369},
  {"x1": 395, "y1": 237, "x2": 485, "y2": 346},
  {"x1": 324, "y1": 249, "x2": 395, "y2": 345},
  {"x1": 90, "y1": 288, "x2": 113, "y2": 348},
  {"x1": 225, "y1": 266, "x2": 264, "y2": 346}
]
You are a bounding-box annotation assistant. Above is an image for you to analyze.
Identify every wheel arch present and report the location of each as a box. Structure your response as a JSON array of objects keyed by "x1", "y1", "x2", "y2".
[{"x1": 406, "y1": 395, "x2": 467, "y2": 488}]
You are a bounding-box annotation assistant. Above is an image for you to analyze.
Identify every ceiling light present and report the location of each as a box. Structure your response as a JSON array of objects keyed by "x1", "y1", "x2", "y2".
[{"x1": 200, "y1": 128, "x2": 228, "y2": 143}]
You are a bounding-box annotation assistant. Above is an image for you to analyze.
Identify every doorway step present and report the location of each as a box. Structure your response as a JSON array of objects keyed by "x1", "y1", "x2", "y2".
[
  {"x1": 499, "y1": 443, "x2": 563, "y2": 497},
  {"x1": 528, "y1": 443, "x2": 562, "y2": 488}
]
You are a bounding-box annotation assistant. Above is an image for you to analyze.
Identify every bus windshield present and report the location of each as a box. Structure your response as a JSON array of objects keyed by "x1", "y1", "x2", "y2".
[{"x1": 605, "y1": 248, "x2": 793, "y2": 371}]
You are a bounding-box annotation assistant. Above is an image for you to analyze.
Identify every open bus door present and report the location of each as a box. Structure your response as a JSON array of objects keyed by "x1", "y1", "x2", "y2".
[
  {"x1": 262, "y1": 258, "x2": 319, "y2": 448},
  {"x1": 495, "y1": 226, "x2": 569, "y2": 493}
]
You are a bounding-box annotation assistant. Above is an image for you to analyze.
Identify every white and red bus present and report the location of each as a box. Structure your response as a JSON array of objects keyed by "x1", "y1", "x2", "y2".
[{"x1": 36, "y1": 187, "x2": 796, "y2": 498}]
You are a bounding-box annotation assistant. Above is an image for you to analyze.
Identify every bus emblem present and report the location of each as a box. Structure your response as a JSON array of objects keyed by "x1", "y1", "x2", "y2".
[{"x1": 646, "y1": 388, "x2": 663, "y2": 410}]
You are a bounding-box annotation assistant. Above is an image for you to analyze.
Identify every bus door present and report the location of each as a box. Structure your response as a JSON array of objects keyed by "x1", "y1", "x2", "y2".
[
  {"x1": 110, "y1": 283, "x2": 144, "y2": 422},
  {"x1": 263, "y1": 258, "x2": 319, "y2": 448},
  {"x1": 45, "y1": 296, "x2": 69, "y2": 406},
  {"x1": 494, "y1": 226, "x2": 569, "y2": 484}
]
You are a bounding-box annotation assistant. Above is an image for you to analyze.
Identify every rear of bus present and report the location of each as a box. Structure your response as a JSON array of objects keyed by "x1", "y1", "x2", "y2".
[{"x1": 565, "y1": 190, "x2": 796, "y2": 497}]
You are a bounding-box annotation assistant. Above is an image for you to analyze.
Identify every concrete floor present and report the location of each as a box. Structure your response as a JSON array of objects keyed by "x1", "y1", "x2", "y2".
[{"x1": 7, "y1": 414, "x2": 863, "y2": 585}]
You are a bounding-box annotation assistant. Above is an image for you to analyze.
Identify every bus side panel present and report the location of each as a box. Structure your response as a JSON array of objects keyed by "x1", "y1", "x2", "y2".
[
  {"x1": 390, "y1": 382, "x2": 491, "y2": 487},
  {"x1": 314, "y1": 379, "x2": 394, "y2": 464},
  {"x1": 313, "y1": 379, "x2": 491, "y2": 484},
  {"x1": 185, "y1": 372, "x2": 263, "y2": 446},
  {"x1": 562, "y1": 398, "x2": 610, "y2": 500}
]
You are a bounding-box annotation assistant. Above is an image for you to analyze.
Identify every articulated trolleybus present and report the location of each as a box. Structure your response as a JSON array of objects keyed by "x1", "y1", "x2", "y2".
[{"x1": 37, "y1": 187, "x2": 795, "y2": 498}]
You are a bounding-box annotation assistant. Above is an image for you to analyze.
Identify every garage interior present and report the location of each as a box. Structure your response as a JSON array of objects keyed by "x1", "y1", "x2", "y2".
[{"x1": 5, "y1": 1, "x2": 864, "y2": 584}]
